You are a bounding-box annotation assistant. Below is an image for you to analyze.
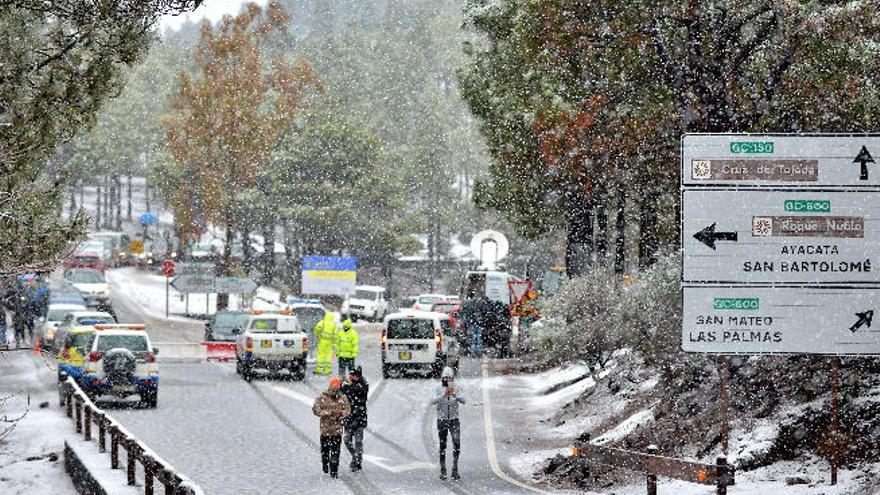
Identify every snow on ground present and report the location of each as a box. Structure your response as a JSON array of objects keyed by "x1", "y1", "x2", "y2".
[
  {"x1": 591, "y1": 407, "x2": 655, "y2": 446},
  {"x1": 0, "y1": 351, "x2": 76, "y2": 494},
  {"x1": 107, "y1": 267, "x2": 283, "y2": 322}
]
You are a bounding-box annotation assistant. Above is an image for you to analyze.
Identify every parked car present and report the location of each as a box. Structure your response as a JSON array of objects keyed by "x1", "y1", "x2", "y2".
[
  {"x1": 412, "y1": 293, "x2": 447, "y2": 312},
  {"x1": 204, "y1": 310, "x2": 250, "y2": 342},
  {"x1": 341, "y1": 285, "x2": 389, "y2": 322},
  {"x1": 65, "y1": 252, "x2": 106, "y2": 274},
  {"x1": 234, "y1": 312, "x2": 308, "y2": 381},
  {"x1": 39, "y1": 302, "x2": 87, "y2": 350},
  {"x1": 380, "y1": 310, "x2": 459, "y2": 378},
  {"x1": 63, "y1": 268, "x2": 112, "y2": 314},
  {"x1": 53, "y1": 310, "x2": 116, "y2": 353},
  {"x1": 79, "y1": 325, "x2": 158, "y2": 408},
  {"x1": 430, "y1": 300, "x2": 464, "y2": 346},
  {"x1": 285, "y1": 298, "x2": 331, "y2": 356}
]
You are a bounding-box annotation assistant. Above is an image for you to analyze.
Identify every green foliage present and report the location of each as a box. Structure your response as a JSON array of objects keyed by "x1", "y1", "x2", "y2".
[{"x1": 0, "y1": 0, "x2": 199, "y2": 279}]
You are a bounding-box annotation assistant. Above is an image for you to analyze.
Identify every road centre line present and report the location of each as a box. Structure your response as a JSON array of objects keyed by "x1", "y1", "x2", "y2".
[{"x1": 481, "y1": 358, "x2": 552, "y2": 495}]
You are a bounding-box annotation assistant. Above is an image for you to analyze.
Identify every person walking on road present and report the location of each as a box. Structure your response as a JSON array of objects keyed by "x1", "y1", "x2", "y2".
[
  {"x1": 335, "y1": 319, "x2": 359, "y2": 377},
  {"x1": 314, "y1": 313, "x2": 338, "y2": 376},
  {"x1": 341, "y1": 366, "x2": 369, "y2": 472},
  {"x1": 431, "y1": 366, "x2": 464, "y2": 480},
  {"x1": 312, "y1": 377, "x2": 351, "y2": 478}
]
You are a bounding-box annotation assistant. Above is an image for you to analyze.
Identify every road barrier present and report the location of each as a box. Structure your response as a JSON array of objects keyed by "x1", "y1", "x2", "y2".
[
  {"x1": 60, "y1": 378, "x2": 204, "y2": 495},
  {"x1": 572, "y1": 442, "x2": 734, "y2": 495},
  {"x1": 153, "y1": 342, "x2": 207, "y2": 361},
  {"x1": 202, "y1": 341, "x2": 236, "y2": 362}
]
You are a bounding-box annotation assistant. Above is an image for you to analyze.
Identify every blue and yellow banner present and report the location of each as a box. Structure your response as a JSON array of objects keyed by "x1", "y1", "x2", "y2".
[{"x1": 302, "y1": 256, "x2": 357, "y2": 295}]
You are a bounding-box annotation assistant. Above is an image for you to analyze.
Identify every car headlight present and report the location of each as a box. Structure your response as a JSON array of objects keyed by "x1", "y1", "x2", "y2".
[
  {"x1": 45, "y1": 329, "x2": 55, "y2": 339},
  {"x1": 103, "y1": 287, "x2": 111, "y2": 297}
]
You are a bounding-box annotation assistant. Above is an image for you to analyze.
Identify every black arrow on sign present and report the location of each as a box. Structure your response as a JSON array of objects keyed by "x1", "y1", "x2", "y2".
[
  {"x1": 693, "y1": 223, "x2": 738, "y2": 250},
  {"x1": 854, "y1": 145, "x2": 875, "y2": 181},
  {"x1": 850, "y1": 310, "x2": 873, "y2": 333}
]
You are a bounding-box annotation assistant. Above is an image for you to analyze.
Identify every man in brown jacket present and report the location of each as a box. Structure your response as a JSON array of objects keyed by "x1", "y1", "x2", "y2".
[{"x1": 312, "y1": 376, "x2": 351, "y2": 478}]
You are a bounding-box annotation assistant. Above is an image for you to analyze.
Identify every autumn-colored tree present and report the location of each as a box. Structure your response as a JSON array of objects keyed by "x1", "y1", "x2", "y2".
[{"x1": 164, "y1": 2, "x2": 319, "y2": 308}]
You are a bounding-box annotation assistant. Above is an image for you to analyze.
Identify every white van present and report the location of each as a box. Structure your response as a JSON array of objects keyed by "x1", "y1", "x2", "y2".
[
  {"x1": 380, "y1": 311, "x2": 459, "y2": 378},
  {"x1": 342, "y1": 285, "x2": 388, "y2": 321}
]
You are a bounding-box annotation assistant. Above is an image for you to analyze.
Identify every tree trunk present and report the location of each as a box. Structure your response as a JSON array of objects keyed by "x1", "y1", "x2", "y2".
[
  {"x1": 614, "y1": 180, "x2": 627, "y2": 275},
  {"x1": 595, "y1": 185, "x2": 608, "y2": 265},
  {"x1": 564, "y1": 183, "x2": 593, "y2": 277},
  {"x1": 241, "y1": 225, "x2": 253, "y2": 277},
  {"x1": 261, "y1": 221, "x2": 275, "y2": 285},
  {"x1": 282, "y1": 222, "x2": 295, "y2": 289},
  {"x1": 427, "y1": 221, "x2": 435, "y2": 291},
  {"x1": 638, "y1": 187, "x2": 659, "y2": 269},
  {"x1": 79, "y1": 184, "x2": 84, "y2": 211},
  {"x1": 96, "y1": 183, "x2": 102, "y2": 228},
  {"x1": 145, "y1": 181, "x2": 151, "y2": 212},
  {"x1": 216, "y1": 215, "x2": 234, "y2": 310},
  {"x1": 69, "y1": 179, "x2": 77, "y2": 216},
  {"x1": 127, "y1": 173, "x2": 132, "y2": 221},
  {"x1": 115, "y1": 175, "x2": 122, "y2": 231}
]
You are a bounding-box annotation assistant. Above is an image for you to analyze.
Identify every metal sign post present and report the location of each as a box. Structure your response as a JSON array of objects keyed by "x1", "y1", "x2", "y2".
[
  {"x1": 165, "y1": 276, "x2": 169, "y2": 319},
  {"x1": 682, "y1": 134, "x2": 880, "y2": 484}
]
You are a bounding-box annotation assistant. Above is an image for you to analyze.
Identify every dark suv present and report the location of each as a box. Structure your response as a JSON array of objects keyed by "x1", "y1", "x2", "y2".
[{"x1": 204, "y1": 311, "x2": 250, "y2": 342}]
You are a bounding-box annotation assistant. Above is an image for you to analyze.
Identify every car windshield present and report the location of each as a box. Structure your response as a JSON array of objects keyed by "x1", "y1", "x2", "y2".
[
  {"x1": 74, "y1": 255, "x2": 99, "y2": 263},
  {"x1": 47, "y1": 309, "x2": 77, "y2": 321},
  {"x1": 96, "y1": 335, "x2": 148, "y2": 352},
  {"x1": 432, "y1": 303, "x2": 456, "y2": 313},
  {"x1": 387, "y1": 319, "x2": 435, "y2": 339},
  {"x1": 292, "y1": 308, "x2": 325, "y2": 331},
  {"x1": 77, "y1": 315, "x2": 114, "y2": 325},
  {"x1": 354, "y1": 290, "x2": 378, "y2": 300},
  {"x1": 250, "y1": 318, "x2": 278, "y2": 331},
  {"x1": 64, "y1": 333, "x2": 95, "y2": 354},
  {"x1": 66, "y1": 271, "x2": 105, "y2": 284},
  {"x1": 419, "y1": 296, "x2": 442, "y2": 305},
  {"x1": 214, "y1": 313, "x2": 249, "y2": 329}
]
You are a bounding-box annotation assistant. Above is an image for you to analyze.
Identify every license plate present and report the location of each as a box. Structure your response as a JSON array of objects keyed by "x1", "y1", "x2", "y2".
[
  {"x1": 261, "y1": 340, "x2": 272, "y2": 348},
  {"x1": 283, "y1": 340, "x2": 295, "y2": 348},
  {"x1": 398, "y1": 351, "x2": 411, "y2": 361}
]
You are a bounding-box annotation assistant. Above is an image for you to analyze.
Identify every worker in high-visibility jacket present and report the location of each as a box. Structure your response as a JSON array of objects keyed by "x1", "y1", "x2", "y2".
[
  {"x1": 335, "y1": 319, "x2": 359, "y2": 377},
  {"x1": 314, "y1": 313, "x2": 338, "y2": 376}
]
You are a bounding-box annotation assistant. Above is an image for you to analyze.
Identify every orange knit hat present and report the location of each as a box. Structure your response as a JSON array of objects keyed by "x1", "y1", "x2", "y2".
[{"x1": 329, "y1": 377, "x2": 342, "y2": 390}]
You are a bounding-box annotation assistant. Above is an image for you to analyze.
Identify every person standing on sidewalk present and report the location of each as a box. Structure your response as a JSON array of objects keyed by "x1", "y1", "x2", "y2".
[
  {"x1": 341, "y1": 366, "x2": 369, "y2": 472},
  {"x1": 314, "y1": 313, "x2": 338, "y2": 376},
  {"x1": 431, "y1": 366, "x2": 464, "y2": 480},
  {"x1": 335, "y1": 319, "x2": 359, "y2": 377},
  {"x1": 312, "y1": 377, "x2": 351, "y2": 478}
]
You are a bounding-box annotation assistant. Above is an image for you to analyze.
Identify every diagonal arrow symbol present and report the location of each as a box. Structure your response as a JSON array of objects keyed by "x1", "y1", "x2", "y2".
[
  {"x1": 850, "y1": 310, "x2": 873, "y2": 333},
  {"x1": 693, "y1": 223, "x2": 738, "y2": 250},
  {"x1": 854, "y1": 145, "x2": 874, "y2": 181}
]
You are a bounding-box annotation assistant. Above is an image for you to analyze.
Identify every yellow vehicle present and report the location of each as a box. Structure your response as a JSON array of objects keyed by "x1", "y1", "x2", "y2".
[{"x1": 57, "y1": 327, "x2": 99, "y2": 383}]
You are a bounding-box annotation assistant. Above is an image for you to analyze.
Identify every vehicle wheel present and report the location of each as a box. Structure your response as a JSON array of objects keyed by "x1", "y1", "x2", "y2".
[
  {"x1": 382, "y1": 363, "x2": 391, "y2": 379},
  {"x1": 291, "y1": 362, "x2": 306, "y2": 381},
  {"x1": 242, "y1": 364, "x2": 254, "y2": 382},
  {"x1": 141, "y1": 391, "x2": 158, "y2": 408},
  {"x1": 431, "y1": 361, "x2": 443, "y2": 379}
]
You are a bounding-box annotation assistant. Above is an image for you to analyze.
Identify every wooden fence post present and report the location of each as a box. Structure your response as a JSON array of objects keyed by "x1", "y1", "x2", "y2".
[
  {"x1": 716, "y1": 456, "x2": 728, "y2": 495},
  {"x1": 127, "y1": 440, "x2": 137, "y2": 485},
  {"x1": 84, "y1": 405, "x2": 91, "y2": 441},
  {"x1": 646, "y1": 445, "x2": 658, "y2": 495},
  {"x1": 110, "y1": 426, "x2": 119, "y2": 469}
]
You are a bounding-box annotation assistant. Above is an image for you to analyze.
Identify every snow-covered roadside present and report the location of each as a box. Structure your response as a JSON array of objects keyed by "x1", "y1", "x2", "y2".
[
  {"x1": 107, "y1": 267, "x2": 284, "y2": 323},
  {"x1": 0, "y1": 352, "x2": 76, "y2": 494}
]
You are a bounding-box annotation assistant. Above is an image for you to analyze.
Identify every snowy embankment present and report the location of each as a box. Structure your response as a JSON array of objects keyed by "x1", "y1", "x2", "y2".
[
  {"x1": 108, "y1": 267, "x2": 283, "y2": 322},
  {"x1": 504, "y1": 351, "x2": 880, "y2": 495}
]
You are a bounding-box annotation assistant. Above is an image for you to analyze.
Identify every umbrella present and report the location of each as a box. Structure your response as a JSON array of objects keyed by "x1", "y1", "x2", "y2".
[{"x1": 139, "y1": 212, "x2": 158, "y2": 226}]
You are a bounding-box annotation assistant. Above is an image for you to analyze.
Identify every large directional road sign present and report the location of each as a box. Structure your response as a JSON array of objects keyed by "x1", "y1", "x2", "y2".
[
  {"x1": 214, "y1": 277, "x2": 257, "y2": 294},
  {"x1": 681, "y1": 134, "x2": 880, "y2": 355},
  {"x1": 171, "y1": 274, "x2": 215, "y2": 294}
]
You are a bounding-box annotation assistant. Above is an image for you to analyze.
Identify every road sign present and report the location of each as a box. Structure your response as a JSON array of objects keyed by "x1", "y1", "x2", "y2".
[
  {"x1": 176, "y1": 262, "x2": 215, "y2": 275},
  {"x1": 682, "y1": 189, "x2": 879, "y2": 284},
  {"x1": 682, "y1": 134, "x2": 880, "y2": 187},
  {"x1": 682, "y1": 134, "x2": 880, "y2": 355},
  {"x1": 171, "y1": 274, "x2": 215, "y2": 293},
  {"x1": 130, "y1": 239, "x2": 144, "y2": 254},
  {"x1": 214, "y1": 277, "x2": 257, "y2": 294},
  {"x1": 682, "y1": 286, "x2": 880, "y2": 354},
  {"x1": 161, "y1": 260, "x2": 175, "y2": 278},
  {"x1": 301, "y1": 256, "x2": 356, "y2": 296}
]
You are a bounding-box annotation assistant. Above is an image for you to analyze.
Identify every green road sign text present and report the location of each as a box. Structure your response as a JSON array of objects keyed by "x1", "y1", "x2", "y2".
[
  {"x1": 784, "y1": 199, "x2": 831, "y2": 212},
  {"x1": 713, "y1": 298, "x2": 760, "y2": 310},
  {"x1": 730, "y1": 141, "x2": 774, "y2": 154}
]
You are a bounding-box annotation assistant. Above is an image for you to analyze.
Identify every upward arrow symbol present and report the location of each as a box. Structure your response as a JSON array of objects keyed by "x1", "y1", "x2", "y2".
[{"x1": 854, "y1": 145, "x2": 874, "y2": 181}]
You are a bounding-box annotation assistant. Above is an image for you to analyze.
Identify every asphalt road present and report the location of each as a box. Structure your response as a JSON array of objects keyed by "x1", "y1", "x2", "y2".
[{"x1": 78, "y1": 269, "x2": 557, "y2": 494}]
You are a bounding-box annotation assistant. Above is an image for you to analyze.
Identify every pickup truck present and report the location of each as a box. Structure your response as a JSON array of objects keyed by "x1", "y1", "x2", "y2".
[{"x1": 234, "y1": 312, "x2": 308, "y2": 381}]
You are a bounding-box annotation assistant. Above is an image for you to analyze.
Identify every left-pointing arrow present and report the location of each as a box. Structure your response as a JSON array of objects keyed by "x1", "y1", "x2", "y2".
[{"x1": 693, "y1": 223, "x2": 738, "y2": 250}]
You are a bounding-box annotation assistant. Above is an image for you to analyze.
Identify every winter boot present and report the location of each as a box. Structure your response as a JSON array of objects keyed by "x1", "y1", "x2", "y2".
[
  {"x1": 452, "y1": 452, "x2": 460, "y2": 480},
  {"x1": 439, "y1": 452, "x2": 447, "y2": 480}
]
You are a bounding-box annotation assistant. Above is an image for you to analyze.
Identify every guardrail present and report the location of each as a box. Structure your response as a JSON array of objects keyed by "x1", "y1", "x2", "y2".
[
  {"x1": 572, "y1": 442, "x2": 735, "y2": 495},
  {"x1": 59, "y1": 378, "x2": 203, "y2": 495}
]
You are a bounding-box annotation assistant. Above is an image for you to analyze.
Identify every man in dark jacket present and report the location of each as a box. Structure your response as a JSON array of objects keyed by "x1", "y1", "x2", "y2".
[{"x1": 340, "y1": 366, "x2": 369, "y2": 472}]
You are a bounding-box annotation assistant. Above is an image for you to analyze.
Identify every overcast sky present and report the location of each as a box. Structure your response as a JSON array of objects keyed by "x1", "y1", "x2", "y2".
[{"x1": 160, "y1": 0, "x2": 267, "y2": 31}]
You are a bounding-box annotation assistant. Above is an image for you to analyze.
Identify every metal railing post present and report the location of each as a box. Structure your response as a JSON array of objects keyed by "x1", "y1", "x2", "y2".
[
  {"x1": 110, "y1": 426, "x2": 119, "y2": 469},
  {"x1": 66, "y1": 389, "x2": 73, "y2": 417},
  {"x1": 84, "y1": 405, "x2": 91, "y2": 441},
  {"x1": 716, "y1": 456, "x2": 728, "y2": 495},
  {"x1": 144, "y1": 455, "x2": 154, "y2": 495},
  {"x1": 646, "y1": 445, "x2": 658, "y2": 495},
  {"x1": 98, "y1": 413, "x2": 106, "y2": 452},
  {"x1": 127, "y1": 439, "x2": 137, "y2": 485},
  {"x1": 74, "y1": 397, "x2": 82, "y2": 433}
]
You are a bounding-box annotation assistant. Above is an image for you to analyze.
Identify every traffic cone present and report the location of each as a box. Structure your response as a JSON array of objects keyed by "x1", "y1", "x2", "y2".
[{"x1": 33, "y1": 338, "x2": 41, "y2": 355}]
